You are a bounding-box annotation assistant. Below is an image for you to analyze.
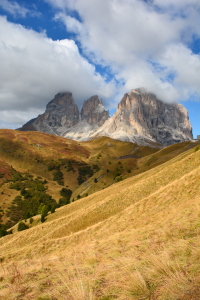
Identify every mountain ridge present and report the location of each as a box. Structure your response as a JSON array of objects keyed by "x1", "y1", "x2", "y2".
[{"x1": 18, "y1": 88, "x2": 193, "y2": 146}]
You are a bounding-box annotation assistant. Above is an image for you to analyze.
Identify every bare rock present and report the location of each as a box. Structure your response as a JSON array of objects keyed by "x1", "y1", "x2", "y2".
[
  {"x1": 81, "y1": 95, "x2": 109, "y2": 126},
  {"x1": 20, "y1": 92, "x2": 80, "y2": 135},
  {"x1": 92, "y1": 88, "x2": 193, "y2": 146},
  {"x1": 18, "y1": 88, "x2": 193, "y2": 147}
]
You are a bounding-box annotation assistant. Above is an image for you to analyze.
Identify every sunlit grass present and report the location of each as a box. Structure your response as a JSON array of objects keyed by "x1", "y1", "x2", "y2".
[{"x1": 1, "y1": 131, "x2": 200, "y2": 299}]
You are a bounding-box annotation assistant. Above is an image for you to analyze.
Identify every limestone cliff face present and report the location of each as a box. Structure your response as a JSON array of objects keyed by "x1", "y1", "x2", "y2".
[
  {"x1": 18, "y1": 89, "x2": 193, "y2": 146},
  {"x1": 92, "y1": 88, "x2": 193, "y2": 146},
  {"x1": 63, "y1": 95, "x2": 109, "y2": 141},
  {"x1": 19, "y1": 93, "x2": 109, "y2": 138},
  {"x1": 32, "y1": 92, "x2": 79, "y2": 135},
  {"x1": 81, "y1": 95, "x2": 109, "y2": 126}
]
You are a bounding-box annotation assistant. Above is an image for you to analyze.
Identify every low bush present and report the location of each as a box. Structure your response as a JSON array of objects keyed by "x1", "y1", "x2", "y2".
[
  {"x1": 53, "y1": 169, "x2": 64, "y2": 185},
  {"x1": 18, "y1": 221, "x2": 29, "y2": 231}
]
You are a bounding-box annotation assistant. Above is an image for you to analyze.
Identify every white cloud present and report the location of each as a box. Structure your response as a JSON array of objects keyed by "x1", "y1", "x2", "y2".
[
  {"x1": 0, "y1": 0, "x2": 30, "y2": 18},
  {"x1": 1, "y1": 0, "x2": 200, "y2": 129},
  {"x1": 158, "y1": 44, "x2": 200, "y2": 99},
  {"x1": 0, "y1": 109, "x2": 41, "y2": 129},
  {"x1": 51, "y1": 0, "x2": 200, "y2": 103},
  {"x1": 0, "y1": 16, "x2": 115, "y2": 127},
  {"x1": 153, "y1": 0, "x2": 199, "y2": 8}
]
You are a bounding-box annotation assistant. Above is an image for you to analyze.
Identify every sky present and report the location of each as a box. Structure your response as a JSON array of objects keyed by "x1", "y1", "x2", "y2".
[{"x1": 0, "y1": 0, "x2": 200, "y2": 137}]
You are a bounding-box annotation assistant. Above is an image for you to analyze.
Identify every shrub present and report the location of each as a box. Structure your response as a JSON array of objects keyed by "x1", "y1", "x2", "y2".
[
  {"x1": 12, "y1": 172, "x2": 24, "y2": 182},
  {"x1": 50, "y1": 205, "x2": 56, "y2": 213},
  {"x1": 93, "y1": 164, "x2": 100, "y2": 172},
  {"x1": 77, "y1": 165, "x2": 94, "y2": 184},
  {"x1": 66, "y1": 161, "x2": 74, "y2": 172},
  {"x1": 58, "y1": 198, "x2": 70, "y2": 207},
  {"x1": 78, "y1": 165, "x2": 93, "y2": 177},
  {"x1": 18, "y1": 221, "x2": 29, "y2": 231},
  {"x1": 9, "y1": 182, "x2": 22, "y2": 190},
  {"x1": 20, "y1": 187, "x2": 27, "y2": 196},
  {"x1": 41, "y1": 205, "x2": 49, "y2": 217},
  {"x1": 60, "y1": 188, "x2": 72, "y2": 200},
  {"x1": 0, "y1": 224, "x2": 12, "y2": 238},
  {"x1": 8, "y1": 189, "x2": 56, "y2": 226},
  {"x1": 116, "y1": 176, "x2": 122, "y2": 182},
  {"x1": 53, "y1": 169, "x2": 64, "y2": 185},
  {"x1": 77, "y1": 175, "x2": 84, "y2": 185},
  {"x1": 41, "y1": 214, "x2": 45, "y2": 223},
  {"x1": 0, "y1": 229, "x2": 8, "y2": 238},
  {"x1": 97, "y1": 153, "x2": 102, "y2": 159},
  {"x1": 58, "y1": 188, "x2": 72, "y2": 207},
  {"x1": 47, "y1": 162, "x2": 60, "y2": 171}
]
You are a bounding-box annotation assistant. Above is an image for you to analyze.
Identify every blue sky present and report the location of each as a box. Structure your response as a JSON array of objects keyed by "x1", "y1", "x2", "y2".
[{"x1": 0, "y1": 0, "x2": 199, "y2": 137}]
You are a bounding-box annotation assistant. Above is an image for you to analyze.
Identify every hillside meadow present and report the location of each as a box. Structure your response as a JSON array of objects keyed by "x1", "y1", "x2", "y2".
[
  {"x1": 0, "y1": 138, "x2": 200, "y2": 299},
  {"x1": 1, "y1": 129, "x2": 194, "y2": 232}
]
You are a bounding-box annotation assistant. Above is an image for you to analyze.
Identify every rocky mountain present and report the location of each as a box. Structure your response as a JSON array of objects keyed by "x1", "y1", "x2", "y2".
[
  {"x1": 91, "y1": 88, "x2": 193, "y2": 146},
  {"x1": 25, "y1": 92, "x2": 80, "y2": 136},
  {"x1": 63, "y1": 95, "x2": 110, "y2": 141},
  {"x1": 19, "y1": 88, "x2": 193, "y2": 146},
  {"x1": 81, "y1": 95, "x2": 109, "y2": 126},
  {"x1": 20, "y1": 93, "x2": 109, "y2": 138}
]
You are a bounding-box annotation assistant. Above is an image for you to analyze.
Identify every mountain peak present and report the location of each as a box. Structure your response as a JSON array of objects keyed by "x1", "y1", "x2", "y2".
[
  {"x1": 18, "y1": 89, "x2": 193, "y2": 146},
  {"x1": 81, "y1": 95, "x2": 109, "y2": 126},
  {"x1": 95, "y1": 89, "x2": 193, "y2": 146}
]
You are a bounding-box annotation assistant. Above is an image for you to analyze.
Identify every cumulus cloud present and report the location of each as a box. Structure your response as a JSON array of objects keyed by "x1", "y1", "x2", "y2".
[
  {"x1": 0, "y1": 16, "x2": 115, "y2": 127},
  {"x1": 51, "y1": 0, "x2": 200, "y2": 103},
  {"x1": 1, "y1": 0, "x2": 200, "y2": 129},
  {"x1": 158, "y1": 44, "x2": 200, "y2": 97},
  {"x1": 0, "y1": 0, "x2": 31, "y2": 18},
  {"x1": 0, "y1": 109, "x2": 41, "y2": 129}
]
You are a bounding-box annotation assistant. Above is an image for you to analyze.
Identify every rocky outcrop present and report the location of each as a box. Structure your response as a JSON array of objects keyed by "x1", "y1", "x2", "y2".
[
  {"x1": 18, "y1": 88, "x2": 193, "y2": 147},
  {"x1": 81, "y1": 95, "x2": 109, "y2": 126},
  {"x1": 92, "y1": 88, "x2": 193, "y2": 146},
  {"x1": 33, "y1": 92, "x2": 80, "y2": 135},
  {"x1": 63, "y1": 95, "x2": 110, "y2": 141},
  {"x1": 19, "y1": 93, "x2": 109, "y2": 138},
  {"x1": 19, "y1": 92, "x2": 80, "y2": 135}
]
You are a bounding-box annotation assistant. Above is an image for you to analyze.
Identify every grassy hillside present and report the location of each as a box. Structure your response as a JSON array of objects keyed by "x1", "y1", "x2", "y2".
[
  {"x1": 0, "y1": 129, "x2": 199, "y2": 229},
  {"x1": 0, "y1": 140, "x2": 200, "y2": 299},
  {"x1": 0, "y1": 129, "x2": 160, "y2": 232},
  {"x1": 0, "y1": 130, "x2": 147, "y2": 231},
  {"x1": 1, "y1": 129, "x2": 198, "y2": 234}
]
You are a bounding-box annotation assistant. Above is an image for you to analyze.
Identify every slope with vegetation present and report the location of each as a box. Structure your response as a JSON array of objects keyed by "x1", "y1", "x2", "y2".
[
  {"x1": 0, "y1": 129, "x2": 199, "y2": 234},
  {"x1": 0, "y1": 129, "x2": 158, "y2": 233},
  {"x1": 0, "y1": 140, "x2": 200, "y2": 299}
]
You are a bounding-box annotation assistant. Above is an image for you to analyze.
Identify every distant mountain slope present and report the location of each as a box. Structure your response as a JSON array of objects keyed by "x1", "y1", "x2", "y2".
[
  {"x1": 18, "y1": 88, "x2": 193, "y2": 146},
  {"x1": 0, "y1": 137, "x2": 200, "y2": 299}
]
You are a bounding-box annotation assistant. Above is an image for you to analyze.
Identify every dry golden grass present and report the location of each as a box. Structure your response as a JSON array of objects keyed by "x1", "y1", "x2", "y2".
[
  {"x1": 1, "y1": 129, "x2": 198, "y2": 211},
  {"x1": 0, "y1": 144, "x2": 200, "y2": 299},
  {"x1": 0, "y1": 130, "x2": 157, "y2": 205}
]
